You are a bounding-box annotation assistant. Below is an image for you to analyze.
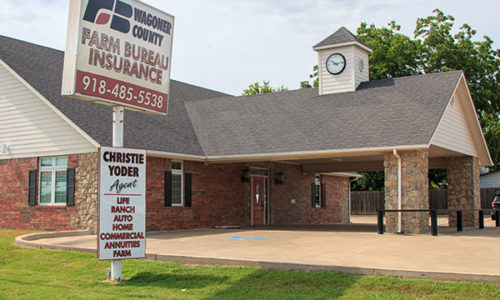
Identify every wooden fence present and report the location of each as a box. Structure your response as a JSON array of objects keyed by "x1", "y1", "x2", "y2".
[
  {"x1": 351, "y1": 188, "x2": 499, "y2": 215},
  {"x1": 350, "y1": 191, "x2": 384, "y2": 215}
]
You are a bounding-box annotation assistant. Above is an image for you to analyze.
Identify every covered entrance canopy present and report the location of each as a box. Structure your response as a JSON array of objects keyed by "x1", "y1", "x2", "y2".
[{"x1": 190, "y1": 73, "x2": 492, "y2": 234}]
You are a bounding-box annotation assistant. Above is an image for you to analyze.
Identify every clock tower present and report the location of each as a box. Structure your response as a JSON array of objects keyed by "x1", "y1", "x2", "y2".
[{"x1": 313, "y1": 27, "x2": 372, "y2": 95}]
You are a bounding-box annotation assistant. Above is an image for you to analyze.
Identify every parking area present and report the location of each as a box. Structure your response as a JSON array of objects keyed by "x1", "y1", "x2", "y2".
[{"x1": 16, "y1": 218, "x2": 500, "y2": 283}]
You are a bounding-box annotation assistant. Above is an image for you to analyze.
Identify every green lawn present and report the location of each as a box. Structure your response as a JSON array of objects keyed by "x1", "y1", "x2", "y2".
[{"x1": 0, "y1": 230, "x2": 499, "y2": 299}]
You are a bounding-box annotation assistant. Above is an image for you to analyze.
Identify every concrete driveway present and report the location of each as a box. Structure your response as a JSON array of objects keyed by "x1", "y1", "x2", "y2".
[{"x1": 16, "y1": 216, "x2": 500, "y2": 283}]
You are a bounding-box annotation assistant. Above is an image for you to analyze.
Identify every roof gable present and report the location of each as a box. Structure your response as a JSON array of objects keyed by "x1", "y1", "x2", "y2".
[
  {"x1": 0, "y1": 61, "x2": 97, "y2": 158},
  {"x1": 313, "y1": 27, "x2": 370, "y2": 50},
  {"x1": 0, "y1": 35, "x2": 231, "y2": 156},
  {"x1": 430, "y1": 75, "x2": 493, "y2": 166}
]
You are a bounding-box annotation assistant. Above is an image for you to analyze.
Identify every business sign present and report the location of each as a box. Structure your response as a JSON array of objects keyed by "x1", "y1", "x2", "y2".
[
  {"x1": 98, "y1": 146, "x2": 147, "y2": 260},
  {"x1": 62, "y1": 0, "x2": 174, "y2": 115}
]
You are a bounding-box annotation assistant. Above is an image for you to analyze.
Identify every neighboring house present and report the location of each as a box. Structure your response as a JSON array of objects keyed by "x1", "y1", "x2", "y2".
[
  {"x1": 0, "y1": 27, "x2": 492, "y2": 234},
  {"x1": 480, "y1": 171, "x2": 500, "y2": 189}
]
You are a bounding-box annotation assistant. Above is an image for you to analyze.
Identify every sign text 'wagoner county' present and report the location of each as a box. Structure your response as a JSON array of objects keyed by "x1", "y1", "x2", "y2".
[{"x1": 62, "y1": 0, "x2": 174, "y2": 115}]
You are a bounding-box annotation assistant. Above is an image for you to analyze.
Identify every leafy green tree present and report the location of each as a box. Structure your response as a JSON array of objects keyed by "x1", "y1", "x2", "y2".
[
  {"x1": 482, "y1": 112, "x2": 500, "y2": 171},
  {"x1": 242, "y1": 81, "x2": 287, "y2": 95},
  {"x1": 351, "y1": 171, "x2": 384, "y2": 191},
  {"x1": 301, "y1": 65, "x2": 319, "y2": 88},
  {"x1": 414, "y1": 9, "x2": 500, "y2": 115},
  {"x1": 356, "y1": 21, "x2": 423, "y2": 80}
]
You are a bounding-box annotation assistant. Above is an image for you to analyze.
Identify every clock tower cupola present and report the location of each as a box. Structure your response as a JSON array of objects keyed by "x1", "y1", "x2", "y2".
[{"x1": 313, "y1": 27, "x2": 372, "y2": 95}]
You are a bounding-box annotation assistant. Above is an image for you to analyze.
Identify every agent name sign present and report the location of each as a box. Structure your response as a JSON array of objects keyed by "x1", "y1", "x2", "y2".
[
  {"x1": 62, "y1": 0, "x2": 174, "y2": 115},
  {"x1": 98, "y1": 146, "x2": 146, "y2": 260}
]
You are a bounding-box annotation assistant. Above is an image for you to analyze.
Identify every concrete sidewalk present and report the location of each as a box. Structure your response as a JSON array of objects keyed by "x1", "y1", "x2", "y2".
[{"x1": 15, "y1": 223, "x2": 500, "y2": 283}]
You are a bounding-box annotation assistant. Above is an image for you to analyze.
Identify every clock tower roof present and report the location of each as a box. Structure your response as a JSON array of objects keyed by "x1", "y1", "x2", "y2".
[{"x1": 313, "y1": 27, "x2": 372, "y2": 53}]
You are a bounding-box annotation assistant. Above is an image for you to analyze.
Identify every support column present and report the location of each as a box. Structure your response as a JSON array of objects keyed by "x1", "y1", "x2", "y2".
[
  {"x1": 384, "y1": 149, "x2": 429, "y2": 234},
  {"x1": 447, "y1": 156, "x2": 480, "y2": 227}
]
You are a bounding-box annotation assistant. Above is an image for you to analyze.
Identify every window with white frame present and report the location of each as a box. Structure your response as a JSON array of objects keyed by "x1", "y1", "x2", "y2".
[
  {"x1": 39, "y1": 157, "x2": 68, "y2": 205},
  {"x1": 171, "y1": 161, "x2": 183, "y2": 206}
]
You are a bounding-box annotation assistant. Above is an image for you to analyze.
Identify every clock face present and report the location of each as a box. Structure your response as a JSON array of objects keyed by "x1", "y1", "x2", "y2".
[
  {"x1": 359, "y1": 58, "x2": 365, "y2": 72},
  {"x1": 326, "y1": 53, "x2": 346, "y2": 75}
]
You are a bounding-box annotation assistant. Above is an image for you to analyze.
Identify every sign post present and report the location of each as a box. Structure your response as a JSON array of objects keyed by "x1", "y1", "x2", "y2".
[
  {"x1": 62, "y1": 0, "x2": 174, "y2": 282},
  {"x1": 111, "y1": 105, "x2": 123, "y2": 281}
]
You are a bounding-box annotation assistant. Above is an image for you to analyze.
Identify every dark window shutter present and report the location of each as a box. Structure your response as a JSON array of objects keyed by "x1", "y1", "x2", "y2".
[
  {"x1": 321, "y1": 183, "x2": 326, "y2": 208},
  {"x1": 28, "y1": 170, "x2": 37, "y2": 206},
  {"x1": 66, "y1": 168, "x2": 75, "y2": 206},
  {"x1": 311, "y1": 182, "x2": 315, "y2": 207},
  {"x1": 184, "y1": 173, "x2": 192, "y2": 207},
  {"x1": 164, "y1": 171, "x2": 172, "y2": 207}
]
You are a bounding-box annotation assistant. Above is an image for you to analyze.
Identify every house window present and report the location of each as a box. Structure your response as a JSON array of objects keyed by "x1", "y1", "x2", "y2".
[
  {"x1": 39, "y1": 157, "x2": 68, "y2": 205},
  {"x1": 171, "y1": 161, "x2": 183, "y2": 206},
  {"x1": 313, "y1": 175, "x2": 321, "y2": 207}
]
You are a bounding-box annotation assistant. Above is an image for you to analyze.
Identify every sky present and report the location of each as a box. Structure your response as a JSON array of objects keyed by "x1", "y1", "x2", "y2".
[{"x1": 0, "y1": 0, "x2": 499, "y2": 95}]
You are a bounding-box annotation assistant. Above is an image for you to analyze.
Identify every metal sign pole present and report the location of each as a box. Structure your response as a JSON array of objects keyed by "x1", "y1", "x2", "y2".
[{"x1": 111, "y1": 105, "x2": 124, "y2": 281}]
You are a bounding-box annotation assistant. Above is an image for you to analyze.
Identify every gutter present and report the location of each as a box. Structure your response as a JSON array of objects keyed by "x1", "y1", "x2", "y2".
[{"x1": 393, "y1": 149, "x2": 402, "y2": 233}]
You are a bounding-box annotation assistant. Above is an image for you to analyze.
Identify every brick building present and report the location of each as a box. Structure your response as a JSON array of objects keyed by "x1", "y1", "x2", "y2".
[{"x1": 0, "y1": 27, "x2": 493, "y2": 233}]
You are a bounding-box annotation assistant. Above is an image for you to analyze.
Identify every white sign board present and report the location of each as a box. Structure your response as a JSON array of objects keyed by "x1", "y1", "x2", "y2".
[
  {"x1": 98, "y1": 146, "x2": 147, "y2": 260},
  {"x1": 62, "y1": 0, "x2": 174, "y2": 115}
]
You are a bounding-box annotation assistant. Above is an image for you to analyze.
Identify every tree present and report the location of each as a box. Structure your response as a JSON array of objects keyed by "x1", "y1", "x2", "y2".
[
  {"x1": 482, "y1": 112, "x2": 500, "y2": 171},
  {"x1": 413, "y1": 9, "x2": 500, "y2": 115},
  {"x1": 356, "y1": 21, "x2": 423, "y2": 80},
  {"x1": 242, "y1": 81, "x2": 287, "y2": 95},
  {"x1": 300, "y1": 65, "x2": 319, "y2": 88},
  {"x1": 351, "y1": 171, "x2": 384, "y2": 191}
]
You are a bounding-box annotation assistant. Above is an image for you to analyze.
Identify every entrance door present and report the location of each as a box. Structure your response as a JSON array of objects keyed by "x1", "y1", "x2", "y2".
[{"x1": 252, "y1": 176, "x2": 266, "y2": 225}]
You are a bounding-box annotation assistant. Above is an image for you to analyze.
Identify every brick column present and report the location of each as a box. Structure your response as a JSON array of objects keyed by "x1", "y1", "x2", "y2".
[
  {"x1": 384, "y1": 149, "x2": 429, "y2": 234},
  {"x1": 447, "y1": 156, "x2": 480, "y2": 227}
]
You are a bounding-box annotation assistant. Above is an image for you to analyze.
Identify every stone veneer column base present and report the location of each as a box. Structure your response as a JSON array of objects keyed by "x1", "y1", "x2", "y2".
[
  {"x1": 384, "y1": 149, "x2": 429, "y2": 234},
  {"x1": 447, "y1": 156, "x2": 480, "y2": 228},
  {"x1": 71, "y1": 152, "x2": 99, "y2": 233}
]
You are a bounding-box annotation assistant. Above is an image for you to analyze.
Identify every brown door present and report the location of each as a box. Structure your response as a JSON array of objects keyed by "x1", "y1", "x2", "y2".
[{"x1": 252, "y1": 176, "x2": 266, "y2": 225}]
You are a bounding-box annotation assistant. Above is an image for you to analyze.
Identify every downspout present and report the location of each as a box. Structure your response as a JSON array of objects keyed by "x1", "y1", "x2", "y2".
[{"x1": 393, "y1": 149, "x2": 402, "y2": 233}]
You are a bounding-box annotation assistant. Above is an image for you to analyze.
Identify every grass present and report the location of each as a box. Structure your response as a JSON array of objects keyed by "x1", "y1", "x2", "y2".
[{"x1": 0, "y1": 230, "x2": 499, "y2": 299}]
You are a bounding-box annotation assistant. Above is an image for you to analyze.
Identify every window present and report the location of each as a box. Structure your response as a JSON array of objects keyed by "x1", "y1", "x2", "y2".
[
  {"x1": 39, "y1": 157, "x2": 68, "y2": 205},
  {"x1": 165, "y1": 161, "x2": 192, "y2": 208},
  {"x1": 311, "y1": 175, "x2": 326, "y2": 208},
  {"x1": 313, "y1": 175, "x2": 321, "y2": 207},
  {"x1": 171, "y1": 161, "x2": 183, "y2": 206}
]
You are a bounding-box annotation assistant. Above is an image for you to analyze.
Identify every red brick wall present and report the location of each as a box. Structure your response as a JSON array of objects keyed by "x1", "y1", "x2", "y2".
[
  {"x1": 270, "y1": 163, "x2": 349, "y2": 225},
  {"x1": 145, "y1": 157, "x2": 247, "y2": 231},
  {"x1": 0, "y1": 155, "x2": 350, "y2": 231},
  {"x1": 0, "y1": 155, "x2": 79, "y2": 231}
]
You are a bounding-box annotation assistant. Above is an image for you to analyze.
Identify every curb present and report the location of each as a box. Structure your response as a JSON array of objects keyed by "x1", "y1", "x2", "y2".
[
  {"x1": 15, "y1": 231, "x2": 500, "y2": 284},
  {"x1": 15, "y1": 231, "x2": 96, "y2": 254}
]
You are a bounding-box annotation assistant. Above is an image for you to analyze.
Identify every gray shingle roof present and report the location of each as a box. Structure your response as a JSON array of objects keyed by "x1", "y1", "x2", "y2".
[
  {"x1": 1, "y1": 35, "x2": 461, "y2": 158},
  {"x1": 0, "y1": 35, "x2": 230, "y2": 156},
  {"x1": 186, "y1": 71, "x2": 462, "y2": 156},
  {"x1": 313, "y1": 26, "x2": 369, "y2": 49}
]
